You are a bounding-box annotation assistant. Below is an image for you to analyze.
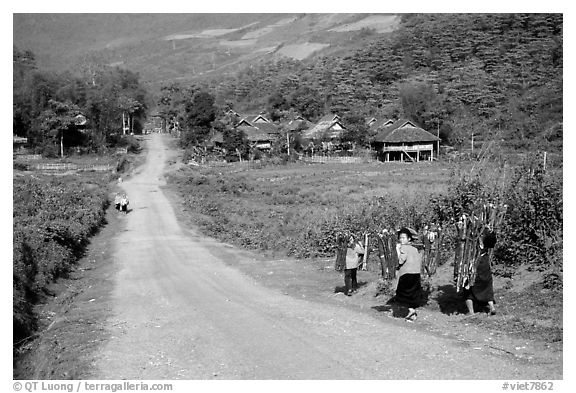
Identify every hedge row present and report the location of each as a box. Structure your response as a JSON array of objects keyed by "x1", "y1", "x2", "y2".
[{"x1": 13, "y1": 176, "x2": 108, "y2": 345}]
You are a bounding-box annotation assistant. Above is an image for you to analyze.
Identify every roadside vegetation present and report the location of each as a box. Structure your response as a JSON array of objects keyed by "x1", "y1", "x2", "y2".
[
  {"x1": 13, "y1": 174, "x2": 107, "y2": 345},
  {"x1": 166, "y1": 149, "x2": 562, "y2": 341}
]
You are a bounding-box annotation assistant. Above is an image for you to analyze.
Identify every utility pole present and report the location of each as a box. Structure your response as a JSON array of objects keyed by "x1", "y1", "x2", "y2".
[
  {"x1": 471, "y1": 133, "x2": 474, "y2": 154},
  {"x1": 287, "y1": 133, "x2": 290, "y2": 156},
  {"x1": 543, "y1": 151, "x2": 547, "y2": 171},
  {"x1": 437, "y1": 120, "x2": 440, "y2": 160},
  {"x1": 60, "y1": 132, "x2": 64, "y2": 158}
]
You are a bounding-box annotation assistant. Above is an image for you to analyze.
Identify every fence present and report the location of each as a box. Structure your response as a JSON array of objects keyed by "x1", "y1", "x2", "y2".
[
  {"x1": 300, "y1": 155, "x2": 372, "y2": 164},
  {"x1": 14, "y1": 154, "x2": 42, "y2": 161},
  {"x1": 29, "y1": 163, "x2": 114, "y2": 172}
]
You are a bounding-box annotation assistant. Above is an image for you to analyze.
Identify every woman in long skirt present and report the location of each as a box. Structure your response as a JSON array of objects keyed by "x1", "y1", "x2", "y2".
[
  {"x1": 464, "y1": 230, "x2": 497, "y2": 315},
  {"x1": 394, "y1": 227, "x2": 424, "y2": 320}
]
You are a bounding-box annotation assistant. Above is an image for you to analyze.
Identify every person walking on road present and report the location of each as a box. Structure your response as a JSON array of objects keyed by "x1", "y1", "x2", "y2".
[{"x1": 344, "y1": 236, "x2": 365, "y2": 296}]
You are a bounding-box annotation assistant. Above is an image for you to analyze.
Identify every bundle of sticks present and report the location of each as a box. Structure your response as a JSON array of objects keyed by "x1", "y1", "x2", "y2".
[
  {"x1": 334, "y1": 232, "x2": 348, "y2": 272},
  {"x1": 334, "y1": 232, "x2": 371, "y2": 271},
  {"x1": 420, "y1": 224, "x2": 443, "y2": 278},
  {"x1": 454, "y1": 203, "x2": 508, "y2": 293},
  {"x1": 376, "y1": 229, "x2": 399, "y2": 280}
]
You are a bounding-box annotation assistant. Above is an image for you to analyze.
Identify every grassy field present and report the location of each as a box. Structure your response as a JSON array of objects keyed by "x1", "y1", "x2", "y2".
[{"x1": 167, "y1": 160, "x2": 454, "y2": 259}]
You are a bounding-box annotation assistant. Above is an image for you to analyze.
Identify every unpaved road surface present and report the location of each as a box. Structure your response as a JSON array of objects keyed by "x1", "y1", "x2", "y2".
[{"x1": 94, "y1": 134, "x2": 557, "y2": 379}]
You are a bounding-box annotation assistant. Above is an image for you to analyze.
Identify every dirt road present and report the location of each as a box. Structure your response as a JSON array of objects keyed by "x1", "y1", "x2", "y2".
[{"x1": 94, "y1": 134, "x2": 555, "y2": 379}]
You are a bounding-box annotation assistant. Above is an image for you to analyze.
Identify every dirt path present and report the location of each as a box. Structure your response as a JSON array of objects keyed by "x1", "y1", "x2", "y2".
[{"x1": 93, "y1": 134, "x2": 557, "y2": 379}]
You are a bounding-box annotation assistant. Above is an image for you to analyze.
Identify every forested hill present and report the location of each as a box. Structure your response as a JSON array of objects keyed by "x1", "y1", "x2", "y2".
[
  {"x1": 13, "y1": 13, "x2": 400, "y2": 89},
  {"x1": 201, "y1": 14, "x2": 562, "y2": 150}
]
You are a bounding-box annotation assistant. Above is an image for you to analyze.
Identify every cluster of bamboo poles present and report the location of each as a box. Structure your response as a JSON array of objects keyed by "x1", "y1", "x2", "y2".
[{"x1": 454, "y1": 203, "x2": 508, "y2": 292}]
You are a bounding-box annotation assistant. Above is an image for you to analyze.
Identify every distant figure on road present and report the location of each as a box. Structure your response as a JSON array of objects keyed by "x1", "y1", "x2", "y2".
[
  {"x1": 393, "y1": 227, "x2": 424, "y2": 320},
  {"x1": 114, "y1": 193, "x2": 122, "y2": 212},
  {"x1": 120, "y1": 193, "x2": 130, "y2": 214},
  {"x1": 464, "y1": 229, "x2": 497, "y2": 316},
  {"x1": 344, "y1": 236, "x2": 365, "y2": 296}
]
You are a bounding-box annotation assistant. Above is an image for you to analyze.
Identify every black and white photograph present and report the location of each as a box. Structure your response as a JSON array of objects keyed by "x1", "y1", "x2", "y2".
[{"x1": 10, "y1": 4, "x2": 566, "y2": 386}]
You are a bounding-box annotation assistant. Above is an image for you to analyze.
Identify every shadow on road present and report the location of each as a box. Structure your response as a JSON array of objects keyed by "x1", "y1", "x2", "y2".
[
  {"x1": 333, "y1": 281, "x2": 368, "y2": 294},
  {"x1": 435, "y1": 284, "x2": 469, "y2": 315}
]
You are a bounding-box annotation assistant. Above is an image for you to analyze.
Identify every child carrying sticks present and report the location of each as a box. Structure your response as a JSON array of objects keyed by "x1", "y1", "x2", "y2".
[{"x1": 344, "y1": 236, "x2": 365, "y2": 296}]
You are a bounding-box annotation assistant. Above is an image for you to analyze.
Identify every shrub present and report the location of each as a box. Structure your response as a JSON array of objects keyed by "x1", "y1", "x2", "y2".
[{"x1": 13, "y1": 176, "x2": 108, "y2": 346}]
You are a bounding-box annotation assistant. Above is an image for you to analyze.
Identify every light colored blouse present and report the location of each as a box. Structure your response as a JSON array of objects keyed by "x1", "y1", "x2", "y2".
[
  {"x1": 345, "y1": 243, "x2": 365, "y2": 269},
  {"x1": 397, "y1": 243, "x2": 422, "y2": 276}
]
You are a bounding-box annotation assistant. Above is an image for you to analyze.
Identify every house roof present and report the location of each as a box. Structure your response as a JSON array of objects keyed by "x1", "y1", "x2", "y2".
[
  {"x1": 373, "y1": 119, "x2": 440, "y2": 143},
  {"x1": 254, "y1": 123, "x2": 280, "y2": 135},
  {"x1": 286, "y1": 119, "x2": 312, "y2": 131},
  {"x1": 237, "y1": 126, "x2": 273, "y2": 142},
  {"x1": 317, "y1": 113, "x2": 341, "y2": 123},
  {"x1": 292, "y1": 114, "x2": 308, "y2": 122},
  {"x1": 236, "y1": 118, "x2": 254, "y2": 127},
  {"x1": 251, "y1": 114, "x2": 270, "y2": 123},
  {"x1": 302, "y1": 119, "x2": 346, "y2": 140},
  {"x1": 369, "y1": 118, "x2": 395, "y2": 130},
  {"x1": 225, "y1": 109, "x2": 241, "y2": 117}
]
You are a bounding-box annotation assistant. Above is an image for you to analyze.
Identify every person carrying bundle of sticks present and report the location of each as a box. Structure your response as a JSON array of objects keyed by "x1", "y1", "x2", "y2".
[
  {"x1": 454, "y1": 203, "x2": 507, "y2": 293},
  {"x1": 343, "y1": 236, "x2": 365, "y2": 296},
  {"x1": 464, "y1": 228, "x2": 497, "y2": 315},
  {"x1": 392, "y1": 227, "x2": 424, "y2": 321}
]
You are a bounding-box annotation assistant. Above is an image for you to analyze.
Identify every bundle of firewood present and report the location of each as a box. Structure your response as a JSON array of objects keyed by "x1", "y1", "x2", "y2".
[
  {"x1": 420, "y1": 224, "x2": 443, "y2": 278},
  {"x1": 454, "y1": 203, "x2": 508, "y2": 292},
  {"x1": 376, "y1": 229, "x2": 399, "y2": 280},
  {"x1": 334, "y1": 232, "x2": 348, "y2": 272}
]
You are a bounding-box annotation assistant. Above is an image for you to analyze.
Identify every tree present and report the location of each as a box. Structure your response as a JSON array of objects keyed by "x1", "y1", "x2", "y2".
[
  {"x1": 180, "y1": 90, "x2": 216, "y2": 146},
  {"x1": 36, "y1": 100, "x2": 82, "y2": 157},
  {"x1": 341, "y1": 114, "x2": 370, "y2": 146},
  {"x1": 222, "y1": 128, "x2": 249, "y2": 161},
  {"x1": 117, "y1": 95, "x2": 143, "y2": 134},
  {"x1": 288, "y1": 86, "x2": 324, "y2": 122}
]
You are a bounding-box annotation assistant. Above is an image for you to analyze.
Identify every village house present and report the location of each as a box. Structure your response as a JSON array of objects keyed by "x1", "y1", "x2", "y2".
[
  {"x1": 236, "y1": 124, "x2": 277, "y2": 151},
  {"x1": 372, "y1": 119, "x2": 440, "y2": 162},
  {"x1": 208, "y1": 119, "x2": 280, "y2": 153},
  {"x1": 301, "y1": 114, "x2": 346, "y2": 141}
]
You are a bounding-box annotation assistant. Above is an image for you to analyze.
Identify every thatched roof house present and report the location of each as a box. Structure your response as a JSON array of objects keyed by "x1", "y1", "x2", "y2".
[
  {"x1": 237, "y1": 125, "x2": 275, "y2": 150},
  {"x1": 372, "y1": 119, "x2": 440, "y2": 162},
  {"x1": 302, "y1": 114, "x2": 346, "y2": 141}
]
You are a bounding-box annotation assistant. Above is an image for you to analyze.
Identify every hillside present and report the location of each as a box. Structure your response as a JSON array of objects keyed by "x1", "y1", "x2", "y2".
[
  {"x1": 199, "y1": 13, "x2": 563, "y2": 151},
  {"x1": 13, "y1": 13, "x2": 400, "y2": 89},
  {"x1": 13, "y1": 13, "x2": 563, "y2": 153}
]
